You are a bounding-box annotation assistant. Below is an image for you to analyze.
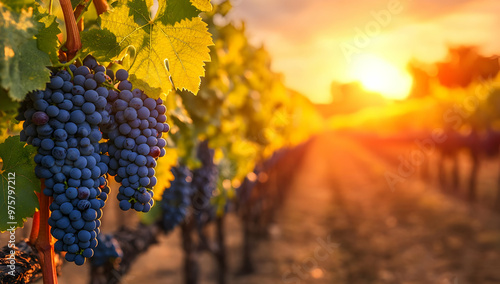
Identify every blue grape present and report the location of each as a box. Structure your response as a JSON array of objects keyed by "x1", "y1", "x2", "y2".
[
  {"x1": 137, "y1": 144, "x2": 149, "y2": 155},
  {"x1": 118, "y1": 80, "x2": 132, "y2": 91},
  {"x1": 119, "y1": 200, "x2": 131, "y2": 210},
  {"x1": 115, "y1": 69, "x2": 129, "y2": 81},
  {"x1": 82, "y1": 102, "x2": 96, "y2": 114},
  {"x1": 53, "y1": 129, "x2": 68, "y2": 141},
  {"x1": 69, "y1": 210, "x2": 81, "y2": 221},
  {"x1": 137, "y1": 107, "x2": 150, "y2": 119},
  {"x1": 84, "y1": 90, "x2": 99, "y2": 103},
  {"x1": 51, "y1": 92, "x2": 65, "y2": 104},
  {"x1": 119, "y1": 90, "x2": 133, "y2": 102},
  {"x1": 94, "y1": 72, "x2": 106, "y2": 84},
  {"x1": 71, "y1": 93, "x2": 85, "y2": 105},
  {"x1": 73, "y1": 75, "x2": 86, "y2": 87},
  {"x1": 78, "y1": 230, "x2": 92, "y2": 242},
  {"x1": 70, "y1": 110, "x2": 85, "y2": 124},
  {"x1": 62, "y1": 82, "x2": 73, "y2": 93},
  {"x1": 75, "y1": 66, "x2": 91, "y2": 76},
  {"x1": 84, "y1": 79, "x2": 97, "y2": 90},
  {"x1": 46, "y1": 105, "x2": 60, "y2": 117},
  {"x1": 143, "y1": 98, "x2": 156, "y2": 110},
  {"x1": 49, "y1": 76, "x2": 64, "y2": 89},
  {"x1": 34, "y1": 99, "x2": 49, "y2": 111},
  {"x1": 40, "y1": 139, "x2": 55, "y2": 150},
  {"x1": 60, "y1": 202, "x2": 73, "y2": 215},
  {"x1": 56, "y1": 217, "x2": 70, "y2": 229},
  {"x1": 75, "y1": 255, "x2": 85, "y2": 266},
  {"x1": 83, "y1": 56, "x2": 97, "y2": 69}
]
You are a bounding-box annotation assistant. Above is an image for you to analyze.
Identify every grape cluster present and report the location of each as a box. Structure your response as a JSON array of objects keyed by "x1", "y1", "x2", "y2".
[
  {"x1": 191, "y1": 141, "x2": 218, "y2": 225},
  {"x1": 161, "y1": 166, "x2": 192, "y2": 232},
  {"x1": 90, "y1": 234, "x2": 123, "y2": 267},
  {"x1": 102, "y1": 69, "x2": 169, "y2": 212},
  {"x1": 18, "y1": 56, "x2": 112, "y2": 265}
]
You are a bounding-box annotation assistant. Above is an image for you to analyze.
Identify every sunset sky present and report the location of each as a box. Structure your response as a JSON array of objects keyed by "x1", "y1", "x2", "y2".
[{"x1": 227, "y1": 0, "x2": 500, "y2": 103}]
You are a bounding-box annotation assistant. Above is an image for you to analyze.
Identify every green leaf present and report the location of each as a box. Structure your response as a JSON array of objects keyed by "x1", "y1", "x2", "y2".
[
  {"x1": 189, "y1": 0, "x2": 212, "y2": 12},
  {"x1": 156, "y1": 0, "x2": 200, "y2": 25},
  {"x1": 4, "y1": 40, "x2": 52, "y2": 101},
  {"x1": 101, "y1": 0, "x2": 213, "y2": 97},
  {"x1": 80, "y1": 28, "x2": 120, "y2": 63},
  {"x1": 71, "y1": 0, "x2": 83, "y2": 9},
  {"x1": 33, "y1": 6, "x2": 60, "y2": 64},
  {"x1": 0, "y1": 3, "x2": 51, "y2": 101},
  {"x1": 1, "y1": 0, "x2": 35, "y2": 13},
  {"x1": 0, "y1": 136, "x2": 39, "y2": 232}
]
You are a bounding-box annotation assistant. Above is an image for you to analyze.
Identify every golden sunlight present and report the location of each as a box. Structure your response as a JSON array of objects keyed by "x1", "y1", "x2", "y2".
[{"x1": 349, "y1": 55, "x2": 413, "y2": 100}]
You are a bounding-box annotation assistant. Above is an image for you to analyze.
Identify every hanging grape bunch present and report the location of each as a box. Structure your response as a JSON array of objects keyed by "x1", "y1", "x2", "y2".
[
  {"x1": 17, "y1": 56, "x2": 113, "y2": 265},
  {"x1": 90, "y1": 233, "x2": 123, "y2": 267},
  {"x1": 15, "y1": 53, "x2": 170, "y2": 265},
  {"x1": 161, "y1": 166, "x2": 193, "y2": 232},
  {"x1": 191, "y1": 140, "x2": 218, "y2": 225},
  {"x1": 102, "y1": 67, "x2": 170, "y2": 213}
]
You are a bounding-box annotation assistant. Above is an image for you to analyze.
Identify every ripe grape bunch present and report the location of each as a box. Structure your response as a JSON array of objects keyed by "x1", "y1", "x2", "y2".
[
  {"x1": 17, "y1": 56, "x2": 112, "y2": 265},
  {"x1": 101, "y1": 68, "x2": 170, "y2": 212},
  {"x1": 161, "y1": 166, "x2": 192, "y2": 232},
  {"x1": 191, "y1": 140, "x2": 217, "y2": 225},
  {"x1": 90, "y1": 234, "x2": 123, "y2": 267}
]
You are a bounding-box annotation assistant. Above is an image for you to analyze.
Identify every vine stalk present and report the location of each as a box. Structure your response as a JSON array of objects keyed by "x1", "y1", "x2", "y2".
[
  {"x1": 29, "y1": 193, "x2": 40, "y2": 245},
  {"x1": 59, "y1": 0, "x2": 81, "y2": 59},
  {"x1": 93, "y1": 0, "x2": 109, "y2": 15},
  {"x1": 34, "y1": 180, "x2": 58, "y2": 284}
]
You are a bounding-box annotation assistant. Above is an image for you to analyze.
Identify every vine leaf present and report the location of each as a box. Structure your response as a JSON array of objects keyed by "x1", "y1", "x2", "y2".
[
  {"x1": 70, "y1": 0, "x2": 83, "y2": 9},
  {"x1": 189, "y1": 0, "x2": 212, "y2": 12},
  {"x1": 80, "y1": 28, "x2": 120, "y2": 63},
  {"x1": 156, "y1": 0, "x2": 199, "y2": 24},
  {"x1": 0, "y1": 136, "x2": 40, "y2": 232},
  {"x1": 0, "y1": 3, "x2": 52, "y2": 101},
  {"x1": 33, "y1": 6, "x2": 60, "y2": 64},
  {"x1": 100, "y1": 0, "x2": 213, "y2": 97},
  {"x1": 1, "y1": 0, "x2": 35, "y2": 13}
]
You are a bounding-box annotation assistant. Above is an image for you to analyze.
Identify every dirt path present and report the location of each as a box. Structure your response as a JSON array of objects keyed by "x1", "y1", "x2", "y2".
[{"x1": 50, "y1": 133, "x2": 500, "y2": 284}]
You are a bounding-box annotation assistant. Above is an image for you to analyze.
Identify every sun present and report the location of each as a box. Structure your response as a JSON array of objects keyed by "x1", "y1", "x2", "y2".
[{"x1": 349, "y1": 55, "x2": 413, "y2": 100}]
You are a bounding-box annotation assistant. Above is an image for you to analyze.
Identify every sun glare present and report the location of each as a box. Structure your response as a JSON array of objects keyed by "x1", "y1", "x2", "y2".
[{"x1": 350, "y1": 55, "x2": 413, "y2": 100}]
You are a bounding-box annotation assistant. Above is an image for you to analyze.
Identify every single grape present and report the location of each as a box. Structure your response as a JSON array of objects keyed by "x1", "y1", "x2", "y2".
[
  {"x1": 32, "y1": 111, "x2": 49, "y2": 125},
  {"x1": 115, "y1": 69, "x2": 129, "y2": 81}
]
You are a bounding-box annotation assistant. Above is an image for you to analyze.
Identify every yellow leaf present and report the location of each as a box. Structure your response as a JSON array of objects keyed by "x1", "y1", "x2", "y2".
[
  {"x1": 190, "y1": 0, "x2": 212, "y2": 12},
  {"x1": 101, "y1": 1, "x2": 213, "y2": 97}
]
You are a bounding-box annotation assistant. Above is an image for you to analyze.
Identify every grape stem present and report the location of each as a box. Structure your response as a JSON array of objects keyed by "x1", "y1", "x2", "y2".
[
  {"x1": 101, "y1": 82, "x2": 120, "y2": 92},
  {"x1": 53, "y1": 53, "x2": 82, "y2": 68},
  {"x1": 34, "y1": 180, "x2": 58, "y2": 284},
  {"x1": 59, "y1": 0, "x2": 82, "y2": 60}
]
